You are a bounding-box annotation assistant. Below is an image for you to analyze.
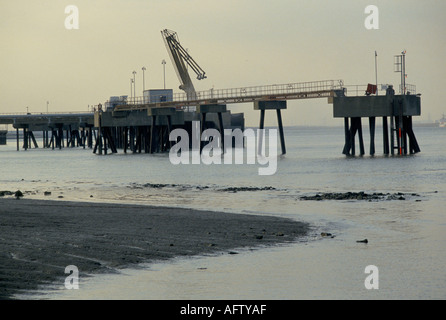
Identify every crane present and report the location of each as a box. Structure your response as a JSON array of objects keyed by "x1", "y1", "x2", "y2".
[{"x1": 161, "y1": 29, "x2": 207, "y2": 100}]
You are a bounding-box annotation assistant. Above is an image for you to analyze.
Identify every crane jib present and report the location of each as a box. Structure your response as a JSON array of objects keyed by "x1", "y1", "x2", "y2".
[{"x1": 161, "y1": 29, "x2": 207, "y2": 98}]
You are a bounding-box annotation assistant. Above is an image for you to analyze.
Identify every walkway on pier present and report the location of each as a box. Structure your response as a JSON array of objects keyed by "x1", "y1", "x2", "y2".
[
  {"x1": 0, "y1": 112, "x2": 93, "y2": 126},
  {"x1": 0, "y1": 79, "x2": 421, "y2": 157},
  {"x1": 114, "y1": 79, "x2": 345, "y2": 110}
]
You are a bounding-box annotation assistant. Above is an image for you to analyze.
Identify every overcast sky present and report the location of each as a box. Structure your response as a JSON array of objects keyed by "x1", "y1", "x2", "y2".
[{"x1": 1, "y1": 0, "x2": 445, "y2": 126}]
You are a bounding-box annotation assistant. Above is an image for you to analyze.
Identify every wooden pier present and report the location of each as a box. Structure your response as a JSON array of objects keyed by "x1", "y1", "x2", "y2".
[
  {"x1": 93, "y1": 80, "x2": 344, "y2": 156},
  {"x1": 93, "y1": 104, "x2": 243, "y2": 155},
  {"x1": 0, "y1": 81, "x2": 422, "y2": 157},
  {"x1": 0, "y1": 113, "x2": 95, "y2": 151}
]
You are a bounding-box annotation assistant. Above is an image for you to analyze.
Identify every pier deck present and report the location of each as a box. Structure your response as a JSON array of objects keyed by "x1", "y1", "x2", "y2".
[
  {"x1": 0, "y1": 113, "x2": 95, "y2": 150},
  {"x1": 0, "y1": 80, "x2": 422, "y2": 156},
  {"x1": 114, "y1": 80, "x2": 344, "y2": 111}
]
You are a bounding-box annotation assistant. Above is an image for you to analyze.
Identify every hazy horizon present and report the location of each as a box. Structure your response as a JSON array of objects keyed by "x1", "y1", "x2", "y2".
[{"x1": 1, "y1": 1, "x2": 445, "y2": 127}]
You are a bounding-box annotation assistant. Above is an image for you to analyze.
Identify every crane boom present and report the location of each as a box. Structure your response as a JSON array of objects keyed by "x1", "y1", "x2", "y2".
[{"x1": 161, "y1": 29, "x2": 206, "y2": 100}]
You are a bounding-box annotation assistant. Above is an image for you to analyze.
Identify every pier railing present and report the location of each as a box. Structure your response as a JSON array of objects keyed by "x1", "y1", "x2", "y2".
[
  {"x1": 343, "y1": 84, "x2": 417, "y2": 96},
  {"x1": 118, "y1": 79, "x2": 345, "y2": 109},
  {"x1": 0, "y1": 111, "x2": 94, "y2": 116},
  {"x1": 171, "y1": 79, "x2": 345, "y2": 102}
]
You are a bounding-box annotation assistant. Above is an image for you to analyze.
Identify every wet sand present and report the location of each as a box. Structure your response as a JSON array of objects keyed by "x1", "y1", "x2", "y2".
[{"x1": 0, "y1": 198, "x2": 309, "y2": 300}]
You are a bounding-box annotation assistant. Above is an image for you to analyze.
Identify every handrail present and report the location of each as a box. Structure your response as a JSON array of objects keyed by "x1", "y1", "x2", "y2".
[
  {"x1": 343, "y1": 83, "x2": 416, "y2": 96},
  {"x1": 0, "y1": 111, "x2": 94, "y2": 116},
  {"x1": 119, "y1": 79, "x2": 345, "y2": 107}
]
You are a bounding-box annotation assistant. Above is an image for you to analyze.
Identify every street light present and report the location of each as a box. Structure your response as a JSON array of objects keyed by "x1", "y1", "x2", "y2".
[
  {"x1": 142, "y1": 67, "x2": 146, "y2": 92},
  {"x1": 132, "y1": 71, "x2": 137, "y2": 101},
  {"x1": 374, "y1": 51, "x2": 378, "y2": 96},
  {"x1": 130, "y1": 78, "x2": 134, "y2": 100},
  {"x1": 162, "y1": 59, "x2": 166, "y2": 89},
  {"x1": 47, "y1": 101, "x2": 49, "y2": 113}
]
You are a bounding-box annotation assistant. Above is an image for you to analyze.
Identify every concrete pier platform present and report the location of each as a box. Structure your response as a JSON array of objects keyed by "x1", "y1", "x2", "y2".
[
  {"x1": 0, "y1": 80, "x2": 422, "y2": 157},
  {"x1": 92, "y1": 105, "x2": 243, "y2": 155},
  {"x1": 331, "y1": 86, "x2": 421, "y2": 156}
]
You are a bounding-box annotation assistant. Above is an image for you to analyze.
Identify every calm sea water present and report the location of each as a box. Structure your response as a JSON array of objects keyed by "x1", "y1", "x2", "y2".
[{"x1": 2, "y1": 125, "x2": 445, "y2": 299}]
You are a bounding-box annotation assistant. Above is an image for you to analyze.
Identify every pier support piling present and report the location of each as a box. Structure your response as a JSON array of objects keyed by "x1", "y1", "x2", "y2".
[
  {"x1": 258, "y1": 109, "x2": 265, "y2": 155},
  {"x1": 343, "y1": 117, "x2": 365, "y2": 156},
  {"x1": 16, "y1": 128, "x2": 19, "y2": 151},
  {"x1": 254, "y1": 100, "x2": 287, "y2": 156},
  {"x1": 276, "y1": 109, "x2": 286, "y2": 155},
  {"x1": 382, "y1": 116, "x2": 390, "y2": 155},
  {"x1": 342, "y1": 118, "x2": 351, "y2": 155},
  {"x1": 197, "y1": 104, "x2": 227, "y2": 154},
  {"x1": 369, "y1": 117, "x2": 376, "y2": 156}
]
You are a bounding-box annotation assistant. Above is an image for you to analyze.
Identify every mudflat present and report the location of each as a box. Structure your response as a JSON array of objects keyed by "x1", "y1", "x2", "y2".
[{"x1": 0, "y1": 198, "x2": 309, "y2": 299}]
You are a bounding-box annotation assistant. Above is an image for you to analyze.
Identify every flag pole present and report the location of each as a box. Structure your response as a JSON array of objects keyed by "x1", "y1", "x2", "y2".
[{"x1": 375, "y1": 51, "x2": 378, "y2": 96}]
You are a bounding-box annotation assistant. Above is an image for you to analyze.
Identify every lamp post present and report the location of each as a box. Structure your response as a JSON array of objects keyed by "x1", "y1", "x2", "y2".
[
  {"x1": 374, "y1": 51, "x2": 378, "y2": 96},
  {"x1": 130, "y1": 78, "x2": 134, "y2": 100},
  {"x1": 132, "y1": 71, "x2": 137, "y2": 101},
  {"x1": 47, "y1": 101, "x2": 49, "y2": 113},
  {"x1": 142, "y1": 67, "x2": 146, "y2": 92},
  {"x1": 162, "y1": 59, "x2": 166, "y2": 89}
]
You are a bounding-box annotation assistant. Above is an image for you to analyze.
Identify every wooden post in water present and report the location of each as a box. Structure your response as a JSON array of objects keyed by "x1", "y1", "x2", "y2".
[
  {"x1": 50, "y1": 130, "x2": 55, "y2": 150},
  {"x1": 404, "y1": 116, "x2": 420, "y2": 154},
  {"x1": 254, "y1": 101, "x2": 287, "y2": 156},
  {"x1": 82, "y1": 128, "x2": 86, "y2": 149},
  {"x1": 30, "y1": 131, "x2": 38, "y2": 148},
  {"x1": 200, "y1": 113, "x2": 207, "y2": 153},
  {"x1": 369, "y1": 117, "x2": 376, "y2": 156},
  {"x1": 217, "y1": 112, "x2": 224, "y2": 153},
  {"x1": 23, "y1": 128, "x2": 28, "y2": 151},
  {"x1": 390, "y1": 116, "x2": 395, "y2": 155},
  {"x1": 98, "y1": 120, "x2": 103, "y2": 155},
  {"x1": 382, "y1": 116, "x2": 389, "y2": 155},
  {"x1": 167, "y1": 115, "x2": 173, "y2": 150},
  {"x1": 342, "y1": 117, "x2": 351, "y2": 155},
  {"x1": 124, "y1": 126, "x2": 128, "y2": 154},
  {"x1": 350, "y1": 118, "x2": 356, "y2": 156},
  {"x1": 357, "y1": 118, "x2": 365, "y2": 156},
  {"x1": 16, "y1": 128, "x2": 19, "y2": 151},
  {"x1": 88, "y1": 126, "x2": 93, "y2": 149},
  {"x1": 258, "y1": 109, "x2": 265, "y2": 155},
  {"x1": 58, "y1": 126, "x2": 64, "y2": 150},
  {"x1": 345, "y1": 117, "x2": 364, "y2": 156},
  {"x1": 150, "y1": 116, "x2": 157, "y2": 154},
  {"x1": 276, "y1": 109, "x2": 286, "y2": 155},
  {"x1": 130, "y1": 126, "x2": 135, "y2": 153}
]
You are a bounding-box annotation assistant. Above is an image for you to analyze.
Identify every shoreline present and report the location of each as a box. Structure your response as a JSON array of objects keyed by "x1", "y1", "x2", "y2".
[{"x1": 0, "y1": 198, "x2": 309, "y2": 300}]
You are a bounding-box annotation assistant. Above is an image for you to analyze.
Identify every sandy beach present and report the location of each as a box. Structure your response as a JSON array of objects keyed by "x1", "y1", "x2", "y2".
[{"x1": 0, "y1": 198, "x2": 309, "y2": 300}]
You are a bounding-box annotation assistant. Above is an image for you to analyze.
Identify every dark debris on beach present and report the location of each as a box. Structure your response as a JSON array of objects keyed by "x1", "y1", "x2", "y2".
[
  {"x1": 128, "y1": 183, "x2": 277, "y2": 193},
  {"x1": 299, "y1": 191, "x2": 421, "y2": 201}
]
